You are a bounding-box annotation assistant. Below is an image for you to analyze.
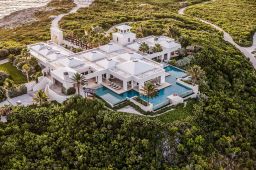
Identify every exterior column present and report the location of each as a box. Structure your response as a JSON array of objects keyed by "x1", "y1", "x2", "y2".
[
  {"x1": 106, "y1": 73, "x2": 110, "y2": 80},
  {"x1": 160, "y1": 75, "x2": 165, "y2": 84},
  {"x1": 139, "y1": 82, "x2": 144, "y2": 90},
  {"x1": 167, "y1": 52, "x2": 171, "y2": 61},
  {"x1": 131, "y1": 81, "x2": 134, "y2": 88},
  {"x1": 123, "y1": 81, "x2": 128, "y2": 91},
  {"x1": 97, "y1": 75, "x2": 102, "y2": 84}
]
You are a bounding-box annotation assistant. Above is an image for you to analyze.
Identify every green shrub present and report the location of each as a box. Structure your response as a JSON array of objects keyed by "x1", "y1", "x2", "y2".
[
  {"x1": 0, "y1": 87, "x2": 6, "y2": 102},
  {"x1": 8, "y1": 85, "x2": 27, "y2": 98},
  {"x1": 0, "y1": 71, "x2": 9, "y2": 86},
  {"x1": 134, "y1": 96, "x2": 149, "y2": 106},
  {"x1": 0, "y1": 49, "x2": 9, "y2": 59},
  {"x1": 67, "y1": 87, "x2": 76, "y2": 95}
]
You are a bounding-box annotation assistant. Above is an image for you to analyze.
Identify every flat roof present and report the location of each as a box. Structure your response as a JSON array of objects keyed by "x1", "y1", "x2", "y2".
[
  {"x1": 29, "y1": 42, "x2": 73, "y2": 62},
  {"x1": 116, "y1": 25, "x2": 132, "y2": 30},
  {"x1": 117, "y1": 59, "x2": 156, "y2": 76},
  {"x1": 80, "y1": 50, "x2": 106, "y2": 62},
  {"x1": 127, "y1": 35, "x2": 181, "y2": 51},
  {"x1": 99, "y1": 43, "x2": 123, "y2": 53},
  {"x1": 96, "y1": 58, "x2": 118, "y2": 69},
  {"x1": 51, "y1": 67, "x2": 77, "y2": 80}
]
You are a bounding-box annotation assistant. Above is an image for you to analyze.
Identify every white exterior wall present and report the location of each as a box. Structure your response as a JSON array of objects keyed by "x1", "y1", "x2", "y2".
[
  {"x1": 45, "y1": 85, "x2": 69, "y2": 103},
  {"x1": 177, "y1": 78, "x2": 199, "y2": 95},
  {"x1": 112, "y1": 32, "x2": 136, "y2": 45},
  {"x1": 32, "y1": 77, "x2": 51, "y2": 92}
]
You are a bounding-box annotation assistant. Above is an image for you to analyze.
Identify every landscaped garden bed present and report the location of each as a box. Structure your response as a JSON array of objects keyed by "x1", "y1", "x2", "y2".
[
  {"x1": 133, "y1": 96, "x2": 149, "y2": 106},
  {"x1": 0, "y1": 62, "x2": 26, "y2": 84}
]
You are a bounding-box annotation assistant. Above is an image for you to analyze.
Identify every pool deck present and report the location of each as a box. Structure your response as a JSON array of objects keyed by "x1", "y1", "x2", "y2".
[
  {"x1": 96, "y1": 65, "x2": 193, "y2": 109},
  {"x1": 101, "y1": 81, "x2": 132, "y2": 94}
]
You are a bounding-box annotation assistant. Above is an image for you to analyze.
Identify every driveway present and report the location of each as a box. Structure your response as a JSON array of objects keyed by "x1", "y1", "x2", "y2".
[{"x1": 0, "y1": 92, "x2": 35, "y2": 107}]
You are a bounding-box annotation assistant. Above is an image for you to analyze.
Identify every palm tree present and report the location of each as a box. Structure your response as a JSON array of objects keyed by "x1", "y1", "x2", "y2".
[
  {"x1": 152, "y1": 43, "x2": 163, "y2": 53},
  {"x1": 22, "y1": 64, "x2": 31, "y2": 82},
  {"x1": 187, "y1": 65, "x2": 205, "y2": 85},
  {"x1": 33, "y1": 90, "x2": 48, "y2": 105},
  {"x1": 139, "y1": 42, "x2": 149, "y2": 54},
  {"x1": 140, "y1": 82, "x2": 159, "y2": 104},
  {"x1": 21, "y1": 48, "x2": 30, "y2": 61},
  {"x1": 71, "y1": 73, "x2": 87, "y2": 96},
  {"x1": 3, "y1": 78, "x2": 15, "y2": 99}
]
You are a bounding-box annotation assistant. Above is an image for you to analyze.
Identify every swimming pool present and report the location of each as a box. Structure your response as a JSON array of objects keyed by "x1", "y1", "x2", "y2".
[{"x1": 96, "y1": 65, "x2": 192, "y2": 109}]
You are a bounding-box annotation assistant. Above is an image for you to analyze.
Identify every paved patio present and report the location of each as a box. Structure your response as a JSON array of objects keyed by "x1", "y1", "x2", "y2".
[
  {"x1": 117, "y1": 106, "x2": 143, "y2": 115},
  {"x1": 0, "y1": 92, "x2": 35, "y2": 107}
]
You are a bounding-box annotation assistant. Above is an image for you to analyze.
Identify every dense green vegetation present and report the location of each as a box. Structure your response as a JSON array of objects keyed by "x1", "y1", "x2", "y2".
[
  {"x1": 0, "y1": 97, "x2": 168, "y2": 169},
  {"x1": 0, "y1": 63, "x2": 26, "y2": 84},
  {"x1": 186, "y1": 0, "x2": 256, "y2": 46},
  {"x1": 39, "y1": 0, "x2": 256, "y2": 168},
  {"x1": 60, "y1": 0, "x2": 209, "y2": 47},
  {"x1": 1, "y1": 0, "x2": 256, "y2": 168},
  {"x1": 155, "y1": 100, "x2": 195, "y2": 123}
]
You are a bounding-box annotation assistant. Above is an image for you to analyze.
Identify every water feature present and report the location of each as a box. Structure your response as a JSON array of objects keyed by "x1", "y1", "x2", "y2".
[{"x1": 96, "y1": 66, "x2": 192, "y2": 109}]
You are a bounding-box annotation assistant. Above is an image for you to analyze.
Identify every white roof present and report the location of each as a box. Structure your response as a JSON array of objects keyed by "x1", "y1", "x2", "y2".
[
  {"x1": 29, "y1": 42, "x2": 73, "y2": 62},
  {"x1": 126, "y1": 42, "x2": 140, "y2": 51},
  {"x1": 51, "y1": 67, "x2": 77, "y2": 80},
  {"x1": 159, "y1": 40, "x2": 181, "y2": 50},
  {"x1": 96, "y1": 59, "x2": 117, "y2": 69},
  {"x1": 99, "y1": 43, "x2": 122, "y2": 53},
  {"x1": 60, "y1": 57, "x2": 84, "y2": 68},
  {"x1": 117, "y1": 60, "x2": 155, "y2": 75},
  {"x1": 83, "y1": 50, "x2": 105, "y2": 61},
  {"x1": 127, "y1": 36, "x2": 181, "y2": 51},
  {"x1": 116, "y1": 25, "x2": 132, "y2": 30},
  {"x1": 118, "y1": 52, "x2": 143, "y2": 61}
]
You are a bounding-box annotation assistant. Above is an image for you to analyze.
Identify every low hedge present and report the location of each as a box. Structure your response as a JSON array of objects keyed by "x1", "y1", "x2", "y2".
[
  {"x1": 8, "y1": 85, "x2": 27, "y2": 98},
  {"x1": 113, "y1": 100, "x2": 151, "y2": 115},
  {"x1": 134, "y1": 96, "x2": 149, "y2": 106},
  {"x1": 0, "y1": 71, "x2": 9, "y2": 86},
  {"x1": 67, "y1": 87, "x2": 76, "y2": 95},
  {"x1": 0, "y1": 87, "x2": 6, "y2": 102}
]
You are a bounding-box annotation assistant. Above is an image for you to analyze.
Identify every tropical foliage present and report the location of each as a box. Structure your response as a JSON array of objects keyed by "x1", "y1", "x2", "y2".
[
  {"x1": 187, "y1": 65, "x2": 205, "y2": 85},
  {"x1": 140, "y1": 82, "x2": 159, "y2": 104},
  {"x1": 1, "y1": 0, "x2": 256, "y2": 168},
  {"x1": 186, "y1": 0, "x2": 256, "y2": 46},
  {"x1": 71, "y1": 73, "x2": 87, "y2": 95},
  {"x1": 33, "y1": 90, "x2": 48, "y2": 106},
  {"x1": 0, "y1": 97, "x2": 167, "y2": 169},
  {"x1": 139, "y1": 42, "x2": 149, "y2": 53},
  {"x1": 152, "y1": 43, "x2": 163, "y2": 53}
]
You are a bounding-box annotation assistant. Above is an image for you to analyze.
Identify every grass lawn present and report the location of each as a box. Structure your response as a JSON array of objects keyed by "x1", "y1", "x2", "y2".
[
  {"x1": 0, "y1": 62, "x2": 26, "y2": 84},
  {"x1": 186, "y1": 0, "x2": 256, "y2": 47},
  {"x1": 155, "y1": 100, "x2": 196, "y2": 123}
]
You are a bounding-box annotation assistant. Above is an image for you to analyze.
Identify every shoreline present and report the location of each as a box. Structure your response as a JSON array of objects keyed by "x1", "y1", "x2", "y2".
[{"x1": 0, "y1": 0, "x2": 52, "y2": 29}]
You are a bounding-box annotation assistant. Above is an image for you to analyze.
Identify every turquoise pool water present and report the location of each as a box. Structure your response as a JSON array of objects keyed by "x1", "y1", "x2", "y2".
[{"x1": 96, "y1": 66, "x2": 192, "y2": 109}]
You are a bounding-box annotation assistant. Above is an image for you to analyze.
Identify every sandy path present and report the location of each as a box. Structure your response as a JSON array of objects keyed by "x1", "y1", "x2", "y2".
[
  {"x1": 178, "y1": 1, "x2": 256, "y2": 69},
  {"x1": 51, "y1": 0, "x2": 94, "y2": 32}
]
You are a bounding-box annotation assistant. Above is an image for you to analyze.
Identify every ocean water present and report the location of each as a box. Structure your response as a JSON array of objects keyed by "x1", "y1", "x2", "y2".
[{"x1": 0, "y1": 0, "x2": 50, "y2": 19}]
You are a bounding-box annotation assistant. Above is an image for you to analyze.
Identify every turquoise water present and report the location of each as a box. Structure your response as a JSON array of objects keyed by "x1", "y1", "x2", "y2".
[{"x1": 96, "y1": 66, "x2": 192, "y2": 108}]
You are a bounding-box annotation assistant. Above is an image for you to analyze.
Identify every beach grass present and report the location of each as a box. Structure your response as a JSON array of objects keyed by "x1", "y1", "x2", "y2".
[
  {"x1": 186, "y1": 0, "x2": 256, "y2": 47},
  {"x1": 155, "y1": 100, "x2": 195, "y2": 123},
  {"x1": 0, "y1": 62, "x2": 26, "y2": 84}
]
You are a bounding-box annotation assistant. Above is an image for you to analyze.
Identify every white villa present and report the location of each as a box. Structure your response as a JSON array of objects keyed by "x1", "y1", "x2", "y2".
[{"x1": 28, "y1": 25, "x2": 197, "y2": 110}]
